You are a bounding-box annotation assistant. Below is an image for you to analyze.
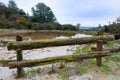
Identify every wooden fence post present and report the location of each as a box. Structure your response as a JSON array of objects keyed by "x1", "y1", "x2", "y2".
[
  {"x1": 96, "y1": 29, "x2": 103, "y2": 67},
  {"x1": 16, "y1": 35, "x2": 24, "y2": 78},
  {"x1": 96, "y1": 40, "x2": 103, "y2": 67}
]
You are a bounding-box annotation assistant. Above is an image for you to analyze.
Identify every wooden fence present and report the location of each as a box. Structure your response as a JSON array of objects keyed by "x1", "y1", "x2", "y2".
[{"x1": 6, "y1": 33, "x2": 120, "y2": 78}]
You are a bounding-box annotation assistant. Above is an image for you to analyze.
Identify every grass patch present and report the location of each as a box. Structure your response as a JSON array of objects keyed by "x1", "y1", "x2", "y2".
[
  {"x1": 105, "y1": 52, "x2": 120, "y2": 62},
  {"x1": 74, "y1": 44, "x2": 91, "y2": 55},
  {"x1": 88, "y1": 31, "x2": 97, "y2": 36},
  {"x1": 74, "y1": 43, "x2": 116, "y2": 74},
  {"x1": 107, "y1": 41, "x2": 117, "y2": 46},
  {"x1": 76, "y1": 58, "x2": 114, "y2": 74},
  {"x1": 77, "y1": 66, "x2": 86, "y2": 73},
  {"x1": 25, "y1": 69, "x2": 36, "y2": 77},
  {"x1": 76, "y1": 59, "x2": 96, "y2": 73},
  {"x1": 82, "y1": 45, "x2": 90, "y2": 53},
  {"x1": 100, "y1": 61, "x2": 112, "y2": 74},
  {"x1": 58, "y1": 67, "x2": 69, "y2": 80},
  {"x1": 107, "y1": 41, "x2": 120, "y2": 47},
  {"x1": 24, "y1": 68, "x2": 41, "y2": 77},
  {"x1": 47, "y1": 41, "x2": 120, "y2": 79},
  {"x1": 80, "y1": 31, "x2": 97, "y2": 36}
]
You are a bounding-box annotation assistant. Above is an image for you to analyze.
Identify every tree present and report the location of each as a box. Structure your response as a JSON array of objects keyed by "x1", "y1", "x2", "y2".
[
  {"x1": 76, "y1": 23, "x2": 80, "y2": 30},
  {"x1": 0, "y1": 2, "x2": 6, "y2": 13},
  {"x1": 117, "y1": 17, "x2": 120, "y2": 23},
  {"x1": 8, "y1": 0, "x2": 18, "y2": 10},
  {"x1": 0, "y1": 2, "x2": 7, "y2": 18},
  {"x1": 16, "y1": 16, "x2": 27, "y2": 25},
  {"x1": 8, "y1": 0, "x2": 19, "y2": 20},
  {"x1": 31, "y1": 3, "x2": 56, "y2": 23},
  {"x1": 18, "y1": 9, "x2": 26, "y2": 16},
  {"x1": 62, "y1": 24, "x2": 79, "y2": 31},
  {"x1": 98, "y1": 24, "x2": 102, "y2": 28},
  {"x1": 104, "y1": 25, "x2": 109, "y2": 33}
]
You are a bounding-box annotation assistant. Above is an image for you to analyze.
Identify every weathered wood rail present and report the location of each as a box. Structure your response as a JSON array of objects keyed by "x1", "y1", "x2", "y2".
[
  {"x1": 6, "y1": 32, "x2": 120, "y2": 78},
  {"x1": 9, "y1": 47, "x2": 120, "y2": 68},
  {"x1": 7, "y1": 35, "x2": 114, "y2": 50}
]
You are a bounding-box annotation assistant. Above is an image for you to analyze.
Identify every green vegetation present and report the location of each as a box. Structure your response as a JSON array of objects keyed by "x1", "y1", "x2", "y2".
[
  {"x1": 25, "y1": 69, "x2": 36, "y2": 77},
  {"x1": 75, "y1": 57, "x2": 115, "y2": 74},
  {"x1": 104, "y1": 18, "x2": 120, "y2": 34},
  {"x1": 105, "y1": 53, "x2": 120, "y2": 62},
  {"x1": 107, "y1": 41, "x2": 117, "y2": 46},
  {"x1": 58, "y1": 50, "x2": 120, "y2": 79},
  {"x1": 74, "y1": 41, "x2": 120, "y2": 75},
  {"x1": 107, "y1": 41, "x2": 120, "y2": 46},
  {"x1": 76, "y1": 59, "x2": 96, "y2": 73},
  {"x1": 25, "y1": 68, "x2": 41, "y2": 77},
  {"x1": 79, "y1": 30, "x2": 98, "y2": 36},
  {"x1": 9, "y1": 40, "x2": 120, "y2": 79},
  {"x1": 0, "y1": 0, "x2": 80, "y2": 31},
  {"x1": 88, "y1": 31, "x2": 97, "y2": 35},
  {"x1": 58, "y1": 67, "x2": 69, "y2": 80},
  {"x1": 31, "y1": 3, "x2": 56, "y2": 23},
  {"x1": 74, "y1": 44, "x2": 91, "y2": 55},
  {"x1": 77, "y1": 66, "x2": 86, "y2": 73}
]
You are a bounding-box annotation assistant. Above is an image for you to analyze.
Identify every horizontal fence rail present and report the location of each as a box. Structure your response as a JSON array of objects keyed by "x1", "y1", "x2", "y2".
[
  {"x1": 8, "y1": 47, "x2": 120, "y2": 68},
  {"x1": 7, "y1": 35, "x2": 114, "y2": 50}
]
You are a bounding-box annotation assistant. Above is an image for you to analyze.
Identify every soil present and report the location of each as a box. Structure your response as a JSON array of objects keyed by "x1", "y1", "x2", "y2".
[
  {"x1": 0, "y1": 30, "x2": 120, "y2": 80},
  {"x1": 0, "y1": 45, "x2": 83, "y2": 80}
]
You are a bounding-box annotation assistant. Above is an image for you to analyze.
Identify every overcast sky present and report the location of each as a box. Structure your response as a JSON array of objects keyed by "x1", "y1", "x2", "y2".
[{"x1": 1, "y1": 0, "x2": 120, "y2": 26}]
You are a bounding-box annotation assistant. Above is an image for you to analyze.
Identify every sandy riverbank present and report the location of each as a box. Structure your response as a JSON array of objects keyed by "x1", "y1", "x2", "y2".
[{"x1": 0, "y1": 45, "x2": 84, "y2": 80}]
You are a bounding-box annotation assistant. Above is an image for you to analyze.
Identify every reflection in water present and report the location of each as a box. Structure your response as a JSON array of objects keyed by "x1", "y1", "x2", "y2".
[
  {"x1": 0, "y1": 31, "x2": 75, "y2": 41},
  {"x1": 55, "y1": 34, "x2": 92, "y2": 39},
  {"x1": 55, "y1": 36, "x2": 69, "y2": 39},
  {"x1": 0, "y1": 33, "x2": 92, "y2": 41}
]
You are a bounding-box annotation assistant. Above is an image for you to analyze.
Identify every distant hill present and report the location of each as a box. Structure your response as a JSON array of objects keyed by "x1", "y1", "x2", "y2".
[
  {"x1": 80, "y1": 26, "x2": 103, "y2": 31},
  {"x1": 80, "y1": 26, "x2": 96, "y2": 29}
]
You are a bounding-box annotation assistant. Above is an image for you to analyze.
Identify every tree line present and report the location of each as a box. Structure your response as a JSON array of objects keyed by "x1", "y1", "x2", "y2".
[
  {"x1": 0, "y1": 0, "x2": 80, "y2": 31},
  {"x1": 104, "y1": 17, "x2": 120, "y2": 34}
]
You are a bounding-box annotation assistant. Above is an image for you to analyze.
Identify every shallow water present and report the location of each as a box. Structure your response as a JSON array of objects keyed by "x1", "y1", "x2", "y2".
[
  {"x1": 55, "y1": 34, "x2": 92, "y2": 39},
  {"x1": 0, "y1": 33, "x2": 92, "y2": 42},
  {"x1": 0, "y1": 31, "x2": 76, "y2": 41}
]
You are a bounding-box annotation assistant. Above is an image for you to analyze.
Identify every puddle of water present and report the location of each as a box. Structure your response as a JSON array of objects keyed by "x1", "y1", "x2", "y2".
[
  {"x1": 71, "y1": 34, "x2": 92, "y2": 38},
  {"x1": 0, "y1": 31, "x2": 75, "y2": 41},
  {"x1": 55, "y1": 34, "x2": 92, "y2": 39},
  {"x1": 55, "y1": 36, "x2": 69, "y2": 39},
  {"x1": 0, "y1": 32, "x2": 92, "y2": 42}
]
